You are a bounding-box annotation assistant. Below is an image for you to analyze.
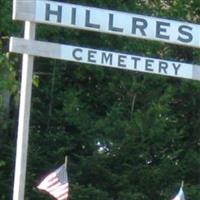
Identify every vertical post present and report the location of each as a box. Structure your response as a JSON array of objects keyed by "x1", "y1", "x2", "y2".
[
  {"x1": 12, "y1": 21, "x2": 36, "y2": 200},
  {"x1": 64, "y1": 156, "x2": 68, "y2": 170},
  {"x1": 181, "y1": 180, "x2": 184, "y2": 188}
]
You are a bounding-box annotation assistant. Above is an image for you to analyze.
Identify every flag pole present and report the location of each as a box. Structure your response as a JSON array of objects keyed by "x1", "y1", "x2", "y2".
[
  {"x1": 181, "y1": 180, "x2": 184, "y2": 188},
  {"x1": 64, "y1": 156, "x2": 68, "y2": 170}
]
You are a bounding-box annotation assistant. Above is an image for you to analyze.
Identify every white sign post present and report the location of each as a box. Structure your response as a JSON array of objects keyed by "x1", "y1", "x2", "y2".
[{"x1": 12, "y1": 2, "x2": 36, "y2": 200}]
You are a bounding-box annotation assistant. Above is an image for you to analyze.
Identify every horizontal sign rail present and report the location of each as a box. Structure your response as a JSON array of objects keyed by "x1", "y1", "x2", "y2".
[
  {"x1": 13, "y1": 0, "x2": 200, "y2": 48},
  {"x1": 9, "y1": 37, "x2": 200, "y2": 81}
]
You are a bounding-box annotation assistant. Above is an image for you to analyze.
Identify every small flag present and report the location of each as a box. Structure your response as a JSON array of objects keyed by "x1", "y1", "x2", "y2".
[
  {"x1": 171, "y1": 187, "x2": 185, "y2": 200},
  {"x1": 37, "y1": 164, "x2": 69, "y2": 200}
]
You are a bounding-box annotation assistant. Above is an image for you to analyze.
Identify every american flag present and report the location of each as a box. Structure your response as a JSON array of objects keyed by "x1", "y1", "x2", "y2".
[
  {"x1": 171, "y1": 187, "x2": 185, "y2": 200},
  {"x1": 37, "y1": 164, "x2": 69, "y2": 200}
]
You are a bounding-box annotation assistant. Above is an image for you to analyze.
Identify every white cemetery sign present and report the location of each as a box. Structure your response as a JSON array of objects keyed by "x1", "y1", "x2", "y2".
[
  {"x1": 10, "y1": 37, "x2": 200, "y2": 81},
  {"x1": 13, "y1": 0, "x2": 200, "y2": 48},
  {"x1": 10, "y1": 1, "x2": 200, "y2": 200}
]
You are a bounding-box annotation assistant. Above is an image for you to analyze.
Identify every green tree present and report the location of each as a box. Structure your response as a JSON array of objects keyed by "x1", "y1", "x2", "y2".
[{"x1": 1, "y1": 0, "x2": 200, "y2": 200}]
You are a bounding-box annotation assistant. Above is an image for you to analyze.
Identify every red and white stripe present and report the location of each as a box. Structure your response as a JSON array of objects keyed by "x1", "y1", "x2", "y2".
[{"x1": 37, "y1": 165, "x2": 69, "y2": 200}]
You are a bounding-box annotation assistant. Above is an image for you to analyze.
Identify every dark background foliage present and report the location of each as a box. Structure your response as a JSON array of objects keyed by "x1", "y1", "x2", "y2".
[{"x1": 0, "y1": 0, "x2": 200, "y2": 199}]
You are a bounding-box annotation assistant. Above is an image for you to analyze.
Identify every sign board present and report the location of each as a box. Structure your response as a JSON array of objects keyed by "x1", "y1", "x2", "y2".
[
  {"x1": 13, "y1": 0, "x2": 200, "y2": 48},
  {"x1": 10, "y1": 37, "x2": 200, "y2": 81}
]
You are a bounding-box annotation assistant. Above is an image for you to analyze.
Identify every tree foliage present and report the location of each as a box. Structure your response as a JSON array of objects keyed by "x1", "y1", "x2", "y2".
[{"x1": 0, "y1": 0, "x2": 200, "y2": 200}]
